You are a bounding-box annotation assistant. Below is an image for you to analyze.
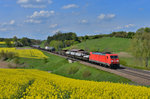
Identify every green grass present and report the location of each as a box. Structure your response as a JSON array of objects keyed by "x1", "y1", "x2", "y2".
[
  {"x1": 120, "y1": 57, "x2": 150, "y2": 70},
  {"x1": 65, "y1": 37, "x2": 150, "y2": 69},
  {"x1": 65, "y1": 37, "x2": 131, "y2": 53},
  {"x1": 19, "y1": 51, "x2": 133, "y2": 84}
]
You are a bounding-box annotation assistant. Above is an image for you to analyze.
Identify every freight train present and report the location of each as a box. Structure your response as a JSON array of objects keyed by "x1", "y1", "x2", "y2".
[
  {"x1": 65, "y1": 50, "x2": 120, "y2": 68},
  {"x1": 31, "y1": 45, "x2": 120, "y2": 69}
]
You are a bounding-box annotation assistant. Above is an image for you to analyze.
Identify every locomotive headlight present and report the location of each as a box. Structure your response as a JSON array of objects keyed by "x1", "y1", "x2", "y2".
[
  {"x1": 116, "y1": 60, "x2": 119, "y2": 62},
  {"x1": 111, "y1": 60, "x2": 113, "y2": 62}
]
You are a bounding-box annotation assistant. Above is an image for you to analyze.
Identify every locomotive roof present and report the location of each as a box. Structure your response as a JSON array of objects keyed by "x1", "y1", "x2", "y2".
[
  {"x1": 92, "y1": 52, "x2": 106, "y2": 55},
  {"x1": 92, "y1": 52, "x2": 118, "y2": 56}
]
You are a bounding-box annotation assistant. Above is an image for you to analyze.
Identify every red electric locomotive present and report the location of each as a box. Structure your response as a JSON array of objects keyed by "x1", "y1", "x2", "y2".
[{"x1": 89, "y1": 52, "x2": 120, "y2": 68}]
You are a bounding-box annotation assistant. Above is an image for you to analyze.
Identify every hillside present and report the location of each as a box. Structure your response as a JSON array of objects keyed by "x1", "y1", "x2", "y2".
[
  {"x1": 65, "y1": 37, "x2": 150, "y2": 69},
  {"x1": 20, "y1": 51, "x2": 132, "y2": 83},
  {"x1": 65, "y1": 37, "x2": 131, "y2": 52},
  {"x1": 0, "y1": 69, "x2": 149, "y2": 98}
]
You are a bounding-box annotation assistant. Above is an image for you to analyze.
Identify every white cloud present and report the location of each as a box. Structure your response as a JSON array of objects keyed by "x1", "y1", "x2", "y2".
[
  {"x1": 49, "y1": 24, "x2": 58, "y2": 28},
  {"x1": 17, "y1": 0, "x2": 28, "y2": 3},
  {"x1": 107, "y1": 14, "x2": 116, "y2": 19},
  {"x1": 115, "y1": 26, "x2": 122, "y2": 29},
  {"x1": 24, "y1": 19, "x2": 41, "y2": 24},
  {"x1": 52, "y1": 29, "x2": 60, "y2": 34},
  {"x1": 125, "y1": 24, "x2": 135, "y2": 28},
  {"x1": 98, "y1": 14, "x2": 105, "y2": 20},
  {"x1": 10, "y1": 20, "x2": 15, "y2": 25},
  {"x1": 0, "y1": 27, "x2": 14, "y2": 32},
  {"x1": 25, "y1": 10, "x2": 54, "y2": 24},
  {"x1": 98, "y1": 14, "x2": 116, "y2": 20},
  {"x1": 62, "y1": 4, "x2": 79, "y2": 9},
  {"x1": 80, "y1": 19, "x2": 88, "y2": 24},
  {"x1": 29, "y1": 10, "x2": 55, "y2": 19},
  {"x1": 0, "y1": 20, "x2": 16, "y2": 32},
  {"x1": 21, "y1": 4, "x2": 46, "y2": 8},
  {"x1": 1, "y1": 20, "x2": 15, "y2": 26},
  {"x1": 115, "y1": 24, "x2": 136, "y2": 30},
  {"x1": 17, "y1": 0, "x2": 52, "y2": 8}
]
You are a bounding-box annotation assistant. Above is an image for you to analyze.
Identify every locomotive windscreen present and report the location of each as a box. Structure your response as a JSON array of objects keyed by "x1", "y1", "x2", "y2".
[{"x1": 110, "y1": 56, "x2": 118, "y2": 59}]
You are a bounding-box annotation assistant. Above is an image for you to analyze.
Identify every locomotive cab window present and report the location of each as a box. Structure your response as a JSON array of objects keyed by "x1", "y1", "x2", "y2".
[{"x1": 110, "y1": 56, "x2": 118, "y2": 59}]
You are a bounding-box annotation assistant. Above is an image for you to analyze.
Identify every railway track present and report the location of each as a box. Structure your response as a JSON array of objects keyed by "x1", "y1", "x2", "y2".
[{"x1": 37, "y1": 48, "x2": 150, "y2": 86}]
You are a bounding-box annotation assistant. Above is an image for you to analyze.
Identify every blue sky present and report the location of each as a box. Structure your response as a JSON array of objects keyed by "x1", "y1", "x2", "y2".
[{"x1": 0, "y1": 0, "x2": 150, "y2": 40}]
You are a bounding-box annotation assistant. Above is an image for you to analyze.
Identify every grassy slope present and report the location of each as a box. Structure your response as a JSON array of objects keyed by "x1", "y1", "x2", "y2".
[
  {"x1": 65, "y1": 37, "x2": 150, "y2": 69},
  {"x1": 19, "y1": 51, "x2": 133, "y2": 84},
  {"x1": 65, "y1": 37, "x2": 131, "y2": 52}
]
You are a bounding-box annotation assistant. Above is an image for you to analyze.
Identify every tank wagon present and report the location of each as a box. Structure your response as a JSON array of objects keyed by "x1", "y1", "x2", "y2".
[{"x1": 66, "y1": 49, "x2": 89, "y2": 60}]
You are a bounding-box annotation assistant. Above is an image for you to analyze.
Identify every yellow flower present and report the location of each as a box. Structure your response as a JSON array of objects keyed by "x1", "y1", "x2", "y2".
[{"x1": 0, "y1": 69, "x2": 150, "y2": 99}]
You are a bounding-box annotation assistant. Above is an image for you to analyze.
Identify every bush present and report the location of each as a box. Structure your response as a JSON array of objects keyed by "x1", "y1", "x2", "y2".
[
  {"x1": 43, "y1": 57, "x2": 48, "y2": 63},
  {"x1": 0, "y1": 50, "x2": 17, "y2": 61},
  {"x1": 13, "y1": 58, "x2": 20, "y2": 64},
  {"x1": 7, "y1": 52, "x2": 16, "y2": 59},
  {"x1": 68, "y1": 66, "x2": 80, "y2": 74},
  {"x1": 0, "y1": 50, "x2": 6, "y2": 60},
  {"x1": 83, "y1": 70, "x2": 91, "y2": 78}
]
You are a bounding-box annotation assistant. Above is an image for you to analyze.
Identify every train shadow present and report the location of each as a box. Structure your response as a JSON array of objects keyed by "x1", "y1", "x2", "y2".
[
  {"x1": 110, "y1": 66, "x2": 126, "y2": 70},
  {"x1": 117, "y1": 66, "x2": 126, "y2": 70}
]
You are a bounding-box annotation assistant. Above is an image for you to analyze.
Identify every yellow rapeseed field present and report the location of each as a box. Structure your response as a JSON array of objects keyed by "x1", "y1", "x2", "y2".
[
  {"x1": 0, "y1": 69, "x2": 150, "y2": 99},
  {"x1": 0, "y1": 48, "x2": 47, "y2": 59},
  {"x1": 0, "y1": 41, "x2": 14, "y2": 44}
]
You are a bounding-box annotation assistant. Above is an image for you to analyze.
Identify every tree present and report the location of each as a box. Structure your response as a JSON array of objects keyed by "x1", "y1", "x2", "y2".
[
  {"x1": 5, "y1": 39, "x2": 12, "y2": 47},
  {"x1": 20, "y1": 37, "x2": 31, "y2": 46},
  {"x1": 84, "y1": 35, "x2": 89, "y2": 40},
  {"x1": 13, "y1": 36, "x2": 18, "y2": 42},
  {"x1": 127, "y1": 32, "x2": 135, "y2": 39},
  {"x1": 49, "y1": 40, "x2": 63, "y2": 51},
  {"x1": 14, "y1": 41, "x2": 23, "y2": 47},
  {"x1": 131, "y1": 27, "x2": 150, "y2": 67}
]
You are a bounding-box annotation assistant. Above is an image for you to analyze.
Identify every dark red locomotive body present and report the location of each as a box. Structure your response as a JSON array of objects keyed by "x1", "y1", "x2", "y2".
[{"x1": 89, "y1": 52, "x2": 120, "y2": 68}]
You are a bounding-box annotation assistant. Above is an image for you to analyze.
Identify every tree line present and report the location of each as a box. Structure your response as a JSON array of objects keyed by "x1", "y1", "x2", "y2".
[
  {"x1": 2, "y1": 36, "x2": 41, "y2": 47},
  {"x1": 46, "y1": 32, "x2": 80, "y2": 51},
  {"x1": 79, "y1": 31, "x2": 135, "y2": 41}
]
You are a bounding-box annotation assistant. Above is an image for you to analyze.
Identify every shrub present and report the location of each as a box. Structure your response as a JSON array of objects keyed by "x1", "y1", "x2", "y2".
[
  {"x1": 7, "y1": 52, "x2": 17, "y2": 59},
  {"x1": 0, "y1": 50, "x2": 6, "y2": 60},
  {"x1": 13, "y1": 58, "x2": 20, "y2": 64},
  {"x1": 68, "y1": 66, "x2": 79, "y2": 74},
  {"x1": 83, "y1": 70, "x2": 91, "y2": 78},
  {"x1": 43, "y1": 57, "x2": 48, "y2": 63},
  {"x1": 0, "y1": 50, "x2": 17, "y2": 61}
]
